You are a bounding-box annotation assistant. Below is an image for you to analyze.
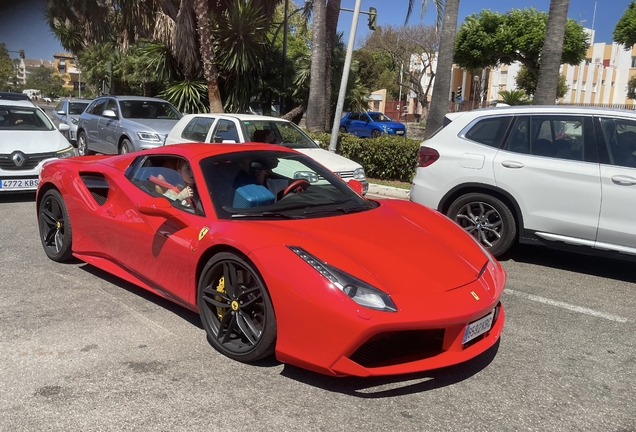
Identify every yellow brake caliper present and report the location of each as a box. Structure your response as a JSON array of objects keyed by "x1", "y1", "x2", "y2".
[{"x1": 216, "y1": 276, "x2": 226, "y2": 320}]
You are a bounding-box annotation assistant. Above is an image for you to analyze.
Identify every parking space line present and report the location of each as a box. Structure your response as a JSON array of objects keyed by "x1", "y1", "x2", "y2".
[{"x1": 504, "y1": 289, "x2": 629, "y2": 323}]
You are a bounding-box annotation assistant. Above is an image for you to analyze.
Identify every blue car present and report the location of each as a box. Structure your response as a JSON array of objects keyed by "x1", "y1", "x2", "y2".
[{"x1": 339, "y1": 111, "x2": 406, "y2": 138}]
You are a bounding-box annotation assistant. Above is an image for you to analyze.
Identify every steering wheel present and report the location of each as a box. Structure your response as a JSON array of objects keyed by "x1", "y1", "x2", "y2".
[{"x1": 282, "y1": 179, "x2": 310, "y2": 197}]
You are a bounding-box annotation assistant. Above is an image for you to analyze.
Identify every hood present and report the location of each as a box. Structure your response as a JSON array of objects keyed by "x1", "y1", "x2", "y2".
[
  {"x1": 245, "y1": 201, "x2": 487, "y2": 298},
  {"x1": 294, "y1": 148, "x2": 363, "y2": 172},
  {"x1": 123, "y1": 118, "x2": 180, "y2": 135},
  {"x1": 0, "y1": 130, "x2": 71, "y2": 153}
]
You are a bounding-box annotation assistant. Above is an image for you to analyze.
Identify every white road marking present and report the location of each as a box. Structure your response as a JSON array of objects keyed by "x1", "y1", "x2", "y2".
[{"x1": 504, "y1": 288, "x2": 628, "y2": 323}]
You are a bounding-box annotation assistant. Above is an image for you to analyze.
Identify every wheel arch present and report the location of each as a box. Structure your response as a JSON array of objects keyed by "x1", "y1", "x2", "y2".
[
  {"x1": 438, "y1": 183, "x2": 525, "y2": 235},
  {"x1": 118, "y1": 134, "x2": 134, "y2": 151},
  {"x1": 194, "y1": 244, "x2": 252, "y2": 307},
  {"x1": 36, "y1": 182, "x2": 61, "y2": 214}
]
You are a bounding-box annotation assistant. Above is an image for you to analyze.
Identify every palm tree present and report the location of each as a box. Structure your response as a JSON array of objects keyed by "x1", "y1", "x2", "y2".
[
  {"x1": 405, "y1": 0, "x2": 451, "y2": 140},
  {"x1": 533, "y1": 0, "x2": 571, "y2": 105},
  {"x1": 497, "y1": 89, "x2": 531, "y2": 105},
  {"x1": 306, "y1": 0, "x2": 327, "y2": 133}
]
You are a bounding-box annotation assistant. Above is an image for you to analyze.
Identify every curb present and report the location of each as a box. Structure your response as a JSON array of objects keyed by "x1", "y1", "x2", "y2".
[{"x1": 368, "y1": 183, "x2": 410, "y2": 200}]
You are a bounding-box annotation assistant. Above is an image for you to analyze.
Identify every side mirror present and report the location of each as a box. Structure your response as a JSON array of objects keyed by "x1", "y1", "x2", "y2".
[
  {"x1": 58, "y1": 124, "x2": 71, "y2": 132},
  {"x1": 56, "y1": 110, "x2": 67, "y2": 115},
  {"x1": 347, "y1": 179, "x2": 364, "y2": 195},
  {"x1": 138, "y1": 197, "x2": 189, "y2": 227},
  {"x1": 102, "y1": 109, "x2": 117, "y2": 118}
]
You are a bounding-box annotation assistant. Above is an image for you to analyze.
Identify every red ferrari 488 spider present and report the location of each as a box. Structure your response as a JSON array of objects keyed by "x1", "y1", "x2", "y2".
[{"x1": 36, "y1": 143, "x2": 505, "y2": 377}]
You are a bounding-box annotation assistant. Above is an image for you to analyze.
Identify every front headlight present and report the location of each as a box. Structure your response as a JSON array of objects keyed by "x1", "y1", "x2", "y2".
[
  {"x1": 56, "y1": 146, "x2": 77, "y2": 159},
  {"x1": 353, "y1": 167, "x2": 366, "y2": 180},
  {"x1": 288, "y1": 246, "x2": 397, "y2": 312},
  {"x1": 382, "y1": 125, "x2": 392, "y2": 132},
  {"x1": 70, "y1": 117, "x2": 79, "y2": 125},
  {"x1": 136, "y1": 132, "x2": 162, "y2": 142}
]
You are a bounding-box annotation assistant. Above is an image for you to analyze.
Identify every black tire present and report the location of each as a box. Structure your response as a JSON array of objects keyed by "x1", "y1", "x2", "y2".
[
  {"x1": 119, "y1": 138, "x2": 133, "y2": 154},
  {"x1": 446, "y1": 193, "x2": 516, "y2": 257},
  {"x1": 339, "y1": 126, "x2": 347, "y2": 133},
  {"x1": 38, "y1": 189, "x2": 74, "y2": 262},
  {"x1": 77, "y1": 131, "x2": 90, "y2": 156},
  {"x1": 371, "y1": 129, "x2": 382, "y2": 138},
  {"x1": 198, "y1": 252, "x2": 276, "y2": 362}
]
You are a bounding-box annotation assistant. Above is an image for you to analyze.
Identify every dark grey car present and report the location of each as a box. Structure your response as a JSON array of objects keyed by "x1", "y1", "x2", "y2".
[
  {"x1": 76, "y1": 96, "x2": 182, "y2": 155},
  {"x1": 51, "y1": 98, "x2": 92, "y2": 145}
]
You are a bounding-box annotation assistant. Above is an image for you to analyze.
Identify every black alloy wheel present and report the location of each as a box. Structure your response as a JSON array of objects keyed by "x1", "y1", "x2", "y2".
[
  {"x1": 447, "y1": 193, "x2": 516, "y2": 257},
  {"x1": 198, "y1": 252, "x2": 276, "y2": 362},
  {"x1": 38, "y1": 189, "x2": 74, "y2": 262},
  {"x1": 371, "y1": 129, "x2": 382, "y2": 138},
  {"x1": 339, "y1": 126, "x2": 347, "y2": 133}
]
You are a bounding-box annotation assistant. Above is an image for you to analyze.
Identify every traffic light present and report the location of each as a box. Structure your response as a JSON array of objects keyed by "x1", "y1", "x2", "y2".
[
  {"x1": 368, "y1": 7, "x2": 377, "y2": 31},
  {"x1": 457, "y1": 86, "x2": 462, "y2": 102}
]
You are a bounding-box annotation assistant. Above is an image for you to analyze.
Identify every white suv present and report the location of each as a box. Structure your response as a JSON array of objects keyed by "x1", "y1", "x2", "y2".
[
  {"x1": 165, "y1": 113, "x2": 368, "y2": 194},
  {"x1": 410, "y1": 105, "x2": 636, "y2": 259}
]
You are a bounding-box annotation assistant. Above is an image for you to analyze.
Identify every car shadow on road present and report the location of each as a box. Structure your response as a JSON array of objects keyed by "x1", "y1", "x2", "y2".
[
  {"x1": 79, "y1": 263, "x2": 203, "y2": 329},
  {"x1": 501, "y1": 244, "x2": 636, "y2": 284},
  {"x1": 278, "y1": 339, "x2": 500, "y2": 397}
]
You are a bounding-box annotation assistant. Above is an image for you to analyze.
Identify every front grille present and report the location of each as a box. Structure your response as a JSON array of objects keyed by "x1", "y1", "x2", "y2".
[
  {"x1": 349, "y1": 329, "x2": 445, "y2": 368},
  {"x1": 336, "y1": 171, "x2": 355, "y2": 179},
  {"x1": 0, "y1": 152, "x2": 56, "y2": 171}
]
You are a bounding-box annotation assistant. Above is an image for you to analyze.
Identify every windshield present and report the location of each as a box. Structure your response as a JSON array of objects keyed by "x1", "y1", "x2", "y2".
[
  {"x1": 120, "y1": 100, "x2": 182, "y2": 120},
  {"x1": 200, "y1": 150, "x2": 375, "y2": 220},
  {"x1": 69, "y1": 102, "x2": 89, "y2": 115},
  {"x1": 240, "y1": 119, "x2": 319, "y2": 149},
  {"x1": 0, "y1": 106, "x2": 55, "y2": 131},
  {"x1": 368, "y1": 112, "x2": 393, "y2": 122}
]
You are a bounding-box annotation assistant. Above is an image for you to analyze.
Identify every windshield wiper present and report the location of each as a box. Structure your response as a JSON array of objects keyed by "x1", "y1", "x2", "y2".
[
  {"x1": 304, "y1": 205, "x2": 369, "y2": 216},
  {"x1": 231, "y1": 211, "x2": 304, "y2": 219}
]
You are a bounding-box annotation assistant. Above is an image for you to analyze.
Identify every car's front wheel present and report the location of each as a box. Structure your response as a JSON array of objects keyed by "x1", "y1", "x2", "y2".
[
  {"x1": 339, "y1": 126, "x2": 347, "y2": 133},
  {"x1": 119, "y1": 138, "x2": 133, "y2": 154},
  {"x1": 446, "y1": 193, "x2": 516, "y2": 257},
  {"x1": 371, "y1": 129, "x2": 382, "y2": 138},
  {"x1": 198, "y1": 252, "x2": 276, "y2": 362},
  {"x1": 38, "y1": 189, "x2": 74, "y2": 262},
  {"x1": 77, "y1": 131, "x2": 90, "y2": 156}
]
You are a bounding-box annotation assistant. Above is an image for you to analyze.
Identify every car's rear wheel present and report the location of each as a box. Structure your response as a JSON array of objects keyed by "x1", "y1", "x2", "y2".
[
  {"x1": 38, "y1": 189, "x2": 74, "y2": 262},
  {"x1": 446, "y1": 193, "x2": 516, "y2": 257},
  {"x1": 371, "y1": 129, "x2": 382, "y2": 138},
  {"x1": 339, "y1": 126, "x2": 347, "y2": 133},
  {"x1": 198, "y1": 252, "x2": 276, "y2": 362},
  {"x1": 77, "y1": 131, "x2": 91, "y2": 156},
  {"x1": 119, "y1": 138, "x2": 133, "y2": 154}
]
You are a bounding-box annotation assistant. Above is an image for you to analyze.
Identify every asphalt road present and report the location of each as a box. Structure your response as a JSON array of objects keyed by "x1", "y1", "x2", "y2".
[{"x1": 1, "y1": 192, "x2": 635, "y2": 432}]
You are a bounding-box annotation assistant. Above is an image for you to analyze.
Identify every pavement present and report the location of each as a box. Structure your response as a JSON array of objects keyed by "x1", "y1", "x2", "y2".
[{"x1": 367, "y1": 183, "x2": 410, "y2": 200}]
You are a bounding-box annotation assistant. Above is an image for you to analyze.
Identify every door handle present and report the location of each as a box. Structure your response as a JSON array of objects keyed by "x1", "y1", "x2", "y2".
[
  {"x1": 501, "y1": 161, "x2": 524, "y2": 169},
  {"x1": 611, "y1": 175, "x2": 636, "y2": 186}
]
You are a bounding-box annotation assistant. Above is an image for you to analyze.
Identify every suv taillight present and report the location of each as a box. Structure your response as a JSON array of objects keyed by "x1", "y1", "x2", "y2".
[{"x1": 417, "y1": 146, "x2": 439, "y2": 167}]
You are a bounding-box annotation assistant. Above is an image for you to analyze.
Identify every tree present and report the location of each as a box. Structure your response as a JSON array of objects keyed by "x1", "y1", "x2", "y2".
[
  {"x1": 352, "y1": 49, "x2": 399, "y2": 99},
  {"x1": 627, "y1": 76, "x2": 636, "y2": 99},
  {"x1": 496, "y1": 89, "x2": 531, "y2": 105},
  {"x1": 454, "y1": 8, "x2": 588, "y2": 83},
  {"x1": 362, "y1": 24, "x2": 439, "y2": 111},
  {"x1": 515, "y1": 65, "x2": 569, "y2": 98},
  {"x1": 534, "y1": 0, "x2": 571, "y2": 105},
  {"x1": 614, "y1": 1, "x2": 636, "y2": 48},
  {"x1": 306, "y1": 0, "x2": 327, "y2": 133},
  {"x1": 0, "y1": 43, "x2": 15, "y2": 91}
]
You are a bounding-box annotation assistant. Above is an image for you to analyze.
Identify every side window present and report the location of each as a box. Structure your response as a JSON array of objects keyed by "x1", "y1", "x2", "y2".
[
  {"x1": 348, "y1": 112, "x2": 360, "y2": 121},
  {"x1": 505, "y1": 117, "x2": 530, "y2": 153},
  {"x1": 54, "y1": 101, "x2": 64, "y2": 112},
  {"x1": 598, "y1": 117, "x2": 636, "y2": 168},
  {"x1": 529, "y1": 116, "x2": 584, "y2": 161},
  {"x1": 211, "y1": 119, "x2": 240, "y2": 143},
  {"x1": 88, "y1": 99, "x2": 106, "y2": 116},
  {"x1": 104, "y1": 99, "x2": 119, "y2": 117},
  {"x1": 181, "y1": 117, "x2": 215, "y2": 142},
  {"x1": 129, "y1": 156, "x2": 204, "y2": 214},
  {"x1": 465, "y1": 116, "x2": 512, "y2": 148}
]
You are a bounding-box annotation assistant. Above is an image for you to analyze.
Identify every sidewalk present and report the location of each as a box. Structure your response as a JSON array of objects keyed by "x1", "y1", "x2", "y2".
[{"x1": 367, "y1": 183, "x2": 410, "y2": 200}]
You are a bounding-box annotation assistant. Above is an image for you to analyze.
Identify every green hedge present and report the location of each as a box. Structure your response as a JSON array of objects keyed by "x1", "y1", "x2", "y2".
[{"x1": 307, "y1": 132, "x2": 422, "y2": 182}]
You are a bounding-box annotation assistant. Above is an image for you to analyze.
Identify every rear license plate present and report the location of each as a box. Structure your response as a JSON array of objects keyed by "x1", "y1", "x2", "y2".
[
  {"x1": 462, "y1": 310, "x2": 494, "y2": 344},
  {"x1": 396, "y1": 131, "x2": 405, "y2": 135},
  {"x1": 0, "y1": 179, "x2": 39, "y2": 189}
]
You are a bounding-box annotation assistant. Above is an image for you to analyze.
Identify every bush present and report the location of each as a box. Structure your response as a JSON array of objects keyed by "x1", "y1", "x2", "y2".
[{"x1": 308, "y1": 132, "x2": 421, "y2": 183}]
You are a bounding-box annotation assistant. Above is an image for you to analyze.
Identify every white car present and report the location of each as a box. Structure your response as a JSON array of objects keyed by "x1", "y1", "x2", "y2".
[
  {"x1": 0, "y1": 100, "x2": 76, "y2": 193},
  {"x1": 409, "y1": 105, "x2": 636, "y2": 259},
  {"x1": 165, "y1": 113, "x2": 368, "y2": 193}
]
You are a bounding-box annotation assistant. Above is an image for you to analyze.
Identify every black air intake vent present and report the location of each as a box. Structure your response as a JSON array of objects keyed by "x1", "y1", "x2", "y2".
[{"x1": 80, "y1": 173, "x2": 109, "y2": 206}]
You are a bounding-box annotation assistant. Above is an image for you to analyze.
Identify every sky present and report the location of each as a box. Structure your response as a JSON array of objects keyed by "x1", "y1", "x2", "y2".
[{"x1": 0, "y1": 0, "x2": 632, "y2": 61}]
